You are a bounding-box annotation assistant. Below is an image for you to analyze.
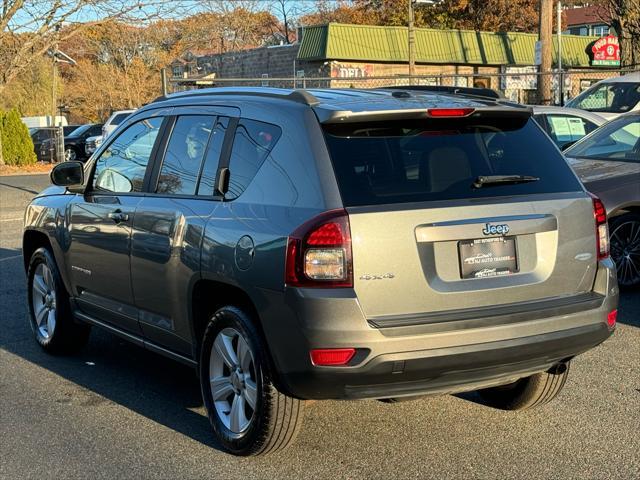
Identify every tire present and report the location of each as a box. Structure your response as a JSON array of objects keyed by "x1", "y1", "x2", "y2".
[
  {"x1": 27, "y1": 247, "x2": 90, "y2": 354},
  {"x1": 199, "y1": 306, "x2": 303, "y2": 456},
  {"x1": 476, "y1": 363, "x2": 570, "y2": 411},
  {"x1": 609, "y1": 213, "x2": 640, "y2": 288}
]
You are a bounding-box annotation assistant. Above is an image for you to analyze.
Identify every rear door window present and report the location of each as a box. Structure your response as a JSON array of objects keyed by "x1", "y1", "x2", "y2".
[
  {"x1": 226, "y1": 119, "x2": 281, "y2": 200},
  {"x1": 156, "y1": 115, "x2": 216, "y2": 195},
  {"x1": 323, "y1": 117, "x2": 583, "y2": 207},
  {"x1": 197, "y1": 116, "x2": 230, "y2": 196}
]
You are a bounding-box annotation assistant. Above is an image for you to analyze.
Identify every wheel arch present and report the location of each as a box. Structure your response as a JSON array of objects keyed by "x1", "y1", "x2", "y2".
[
  {"x1": 609, "y1": 203, "x2": 640, "y2": 219},
  {"x1": 190, "y1": 279, "x2": 285, "y2": 390},
  {"x1": 23, "y1": 229, "x2": 73, "y2": 295}
]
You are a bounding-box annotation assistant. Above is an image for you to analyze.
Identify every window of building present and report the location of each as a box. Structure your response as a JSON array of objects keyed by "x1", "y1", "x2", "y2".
[
  {"x1": 593, "y1": 25, "x2": 609, "y2": 36},
  {"x1": 156, "y1": 116, "x2": 216, "y2": 195},
  {"x1": 93, "y1": 117, "x2": 162, "y2": 193},
  {"x1": 261, "y1": 74, "x2": 269, "y2": 87},
  {"x1": 226, "y1": 119, "x2": 282, "y2": 200}
]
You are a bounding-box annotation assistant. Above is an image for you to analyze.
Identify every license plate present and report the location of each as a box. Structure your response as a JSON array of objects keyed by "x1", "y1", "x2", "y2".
[{"x1": 458, "y1": 236, "x2": 518, "y2": 279}]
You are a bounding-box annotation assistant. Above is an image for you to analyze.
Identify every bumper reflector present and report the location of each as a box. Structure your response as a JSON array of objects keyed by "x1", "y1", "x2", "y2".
[
  {"x1": 310, "y1": 348, "x2": 356, "y2": 366},
  {"x1": 607, "y1": 309, "x2": 617, "y2": 330}
]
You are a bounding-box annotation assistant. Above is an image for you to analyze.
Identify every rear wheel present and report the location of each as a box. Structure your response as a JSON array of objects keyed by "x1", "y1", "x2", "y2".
[
  {"x1": 199, "y1": 306, "x2": 303, "y2": 456},
  {"x1": 610, "y1": 213, "x2": 640, "y2": 288},
  {"x1": 476, "y1": 363, "x2": 570, "y2": 410},
  {"x1": 27, "y1": 247, "x2": 90, "y2": 353}
]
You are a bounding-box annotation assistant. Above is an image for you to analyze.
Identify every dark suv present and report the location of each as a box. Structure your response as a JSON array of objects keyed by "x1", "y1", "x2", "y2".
[{"x1": 24, "y1": 88, "x2": 618, "y2": 456}]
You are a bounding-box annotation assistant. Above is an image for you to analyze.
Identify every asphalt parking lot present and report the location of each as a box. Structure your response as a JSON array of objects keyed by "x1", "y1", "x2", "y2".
[{"x1": 1, "y1": 173, "x2": 639, "y2": 479}]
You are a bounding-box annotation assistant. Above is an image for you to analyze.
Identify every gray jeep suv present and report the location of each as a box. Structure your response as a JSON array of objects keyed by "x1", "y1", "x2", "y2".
[{"x1": 24, "y1": 87, "x2": 618, "y2": 456}]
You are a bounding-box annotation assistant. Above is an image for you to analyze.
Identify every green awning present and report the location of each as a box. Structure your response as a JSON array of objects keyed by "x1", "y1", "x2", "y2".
[{"x1": 298, "y1": 23, "x2": 599, "y2": 67}]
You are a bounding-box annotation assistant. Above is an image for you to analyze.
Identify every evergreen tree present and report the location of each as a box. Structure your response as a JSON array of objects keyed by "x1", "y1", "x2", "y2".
[{"x1": 0, "y1": 109, "x2": 37, "y2": 166}]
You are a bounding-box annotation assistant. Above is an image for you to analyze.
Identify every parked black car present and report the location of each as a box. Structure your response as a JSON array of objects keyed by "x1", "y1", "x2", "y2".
[
  {"x1": 40, "y1": 123, "x2": 103, "y2": 162},
  {"x1": 29, "y1": 127, "x2": 60, "y2": 162}
]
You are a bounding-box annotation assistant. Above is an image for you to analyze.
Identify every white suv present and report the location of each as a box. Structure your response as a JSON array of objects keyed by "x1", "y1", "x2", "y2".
[
  {"x1": 101, "y1": 109, "x2": 135, "y2": 139},
  {"x1": 567, "y1": 72, "x2": 640, "y2": 120}
]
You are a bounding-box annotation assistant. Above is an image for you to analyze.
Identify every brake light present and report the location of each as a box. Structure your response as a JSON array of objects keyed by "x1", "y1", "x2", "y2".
[
  {"x1": 310, "y1": 348, "x2": 356, "y2": 366},
  {"x1": 590, "y1": 193, "x2": 609, "y2": 261},
  {"x1": 427, "y1": 108, "x2": 475, "y2": 117},
  {"x1": 285, "y1": 210, "x2": 353, "y2": 287}
]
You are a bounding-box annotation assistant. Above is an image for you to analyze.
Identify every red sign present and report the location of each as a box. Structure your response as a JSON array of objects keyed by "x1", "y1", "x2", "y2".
[{"x1": 591, "y1": 35, "x2": 620, "y2": 66}]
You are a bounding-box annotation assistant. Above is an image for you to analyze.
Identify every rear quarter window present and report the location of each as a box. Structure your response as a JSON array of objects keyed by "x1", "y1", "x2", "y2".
[
  {"x1": 226, "y1": 119, "x2": 281, "y2": 200},
  {"x1": 323, "y1": 116, "x2": 583, "y2": 207}
]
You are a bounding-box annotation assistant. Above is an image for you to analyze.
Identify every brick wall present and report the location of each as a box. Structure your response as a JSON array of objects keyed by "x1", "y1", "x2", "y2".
[{"x1": 197, "y1": 44, "x2": 304, "y2": 79}]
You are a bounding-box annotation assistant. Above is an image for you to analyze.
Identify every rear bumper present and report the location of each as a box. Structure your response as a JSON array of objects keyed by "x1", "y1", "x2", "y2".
[
  {"x1": 258, "y1": 259, "x2": 618, "y2": 400},
  {"x1": 280, "y1": 322, "x2": 611, "y2": 400}
]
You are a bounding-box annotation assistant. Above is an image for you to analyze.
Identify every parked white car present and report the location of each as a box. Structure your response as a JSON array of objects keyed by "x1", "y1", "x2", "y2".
[
  {"x1": 531, "y1": 106, "x2": 607, "y2": 150},
  {"x1": 566, "y1": 72, "x2": 640, "y2": 120},
  {"x1": 101, "y1": 109, "x2": 135, "y2": 139}
]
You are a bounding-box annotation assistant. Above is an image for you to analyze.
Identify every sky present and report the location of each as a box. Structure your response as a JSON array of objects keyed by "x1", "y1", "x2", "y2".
[{"x1": 8, "y1": 0, "x2": 337, "y2": 32}]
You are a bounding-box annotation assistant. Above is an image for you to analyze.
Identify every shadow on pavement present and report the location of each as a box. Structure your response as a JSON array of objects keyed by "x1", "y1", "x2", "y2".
[
  {"x1": 0, "y1": 252, "x2": 222, "y2": 452},
  {"x1": 0, "y1": 181, "x2": 40, "y2": 195}
]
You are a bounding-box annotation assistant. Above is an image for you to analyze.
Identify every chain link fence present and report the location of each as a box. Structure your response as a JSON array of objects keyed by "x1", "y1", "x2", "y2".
[{"x1": 170, "y1": 67, "x2": 639, "y2": 107}]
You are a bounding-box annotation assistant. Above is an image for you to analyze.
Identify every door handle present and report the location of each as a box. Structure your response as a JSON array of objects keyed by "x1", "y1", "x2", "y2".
[{"x1": 108, "y1": 210, "x2": 129, "y2": 223}]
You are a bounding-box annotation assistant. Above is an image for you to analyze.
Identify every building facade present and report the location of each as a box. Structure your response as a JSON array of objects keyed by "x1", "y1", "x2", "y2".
[{"x1": 170, "y1": 23, "x2": 622, "y2": 103}]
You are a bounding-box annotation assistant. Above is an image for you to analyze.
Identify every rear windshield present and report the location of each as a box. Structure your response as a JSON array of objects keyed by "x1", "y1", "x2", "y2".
[{"x1": 323, "y1": 117, "x2": 582, "y2": 207}]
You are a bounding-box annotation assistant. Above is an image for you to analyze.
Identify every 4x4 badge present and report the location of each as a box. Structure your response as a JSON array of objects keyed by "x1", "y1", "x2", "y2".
[{"x1": 482, "y1": 223, "x2": 510, "y2": 236}]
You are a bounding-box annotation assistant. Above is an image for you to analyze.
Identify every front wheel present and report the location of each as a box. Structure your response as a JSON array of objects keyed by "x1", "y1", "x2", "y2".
[
  {"x1": 476, "y1": 363, "x2": 570, "y2": 411},
  {"x1": 199, "y1": 306, "x2": 304, "y2": 456},
  {"x1": 27, "y1": 247, "x2": 90, "y2": 353}
]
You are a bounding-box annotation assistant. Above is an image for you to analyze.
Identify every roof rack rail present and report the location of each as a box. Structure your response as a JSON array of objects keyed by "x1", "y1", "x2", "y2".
[
  {"x1": 381, "y1": 85, "x2": 505, "y2": 100},
  {"x1": 152, "y1": 88, "x2": 320, "y2": 106}
]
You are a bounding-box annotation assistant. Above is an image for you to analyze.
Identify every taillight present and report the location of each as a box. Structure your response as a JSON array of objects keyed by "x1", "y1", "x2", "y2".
[
  {"x1": 590, "y1": 193, "x2": 609, "y2": 261},
  {"x1": 285, "y1": 209, "x2": 353, "y2": 287},
  {"x1": 427, "y1": 108, "x2": 475, "y2": 117}
]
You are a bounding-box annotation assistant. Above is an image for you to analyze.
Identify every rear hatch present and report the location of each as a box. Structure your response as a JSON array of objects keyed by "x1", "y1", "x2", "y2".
[{"x1": 322, "y1": 109, "x2": 598, "y2": 321}]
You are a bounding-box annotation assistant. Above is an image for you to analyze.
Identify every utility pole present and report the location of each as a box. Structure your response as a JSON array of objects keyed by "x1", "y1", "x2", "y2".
[
  {"x1": 51, "y1": 42, "x2": 57, "y2": 129},
  {"x1": 408, "y1": 0, "x2": 416, "y2": 84},
  {"x1": 537, "y1": 0, "x2": 553, "y2": 105},
  {"x1": 557, "y1": 0, "x2": 564, "y2": 105}
]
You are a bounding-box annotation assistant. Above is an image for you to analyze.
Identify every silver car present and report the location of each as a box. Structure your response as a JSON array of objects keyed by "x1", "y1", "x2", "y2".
[{"x1": 25, "y1": 87, "x2": 618, "y2": 455}]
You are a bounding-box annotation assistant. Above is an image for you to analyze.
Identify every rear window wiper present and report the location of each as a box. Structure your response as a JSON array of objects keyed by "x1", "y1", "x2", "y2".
[{"x1": 472, "y1": 175, "x2": 540, "y2": 188}]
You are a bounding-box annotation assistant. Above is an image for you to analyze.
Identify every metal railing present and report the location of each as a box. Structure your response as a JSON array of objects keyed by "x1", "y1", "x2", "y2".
[{"x1": 169, "y1": 67, "x2": 639, "y2": 107}]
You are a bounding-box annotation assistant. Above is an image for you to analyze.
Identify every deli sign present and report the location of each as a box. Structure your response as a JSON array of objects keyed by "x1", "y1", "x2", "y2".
[{"x1": 591, "y1": 35, "x2": 620, "y2": 67}]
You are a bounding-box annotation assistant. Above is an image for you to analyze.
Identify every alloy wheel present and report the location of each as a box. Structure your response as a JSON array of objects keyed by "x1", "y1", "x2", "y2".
[
  {"x1": 31, "y1": 263, "x2": 57, "y2": 339},
  {"x1": 610, "y1": 219, "x2": 640, "y2": 287},
  {"x1": 209, "y1": 327, "x2": 258, "y2": 435}
]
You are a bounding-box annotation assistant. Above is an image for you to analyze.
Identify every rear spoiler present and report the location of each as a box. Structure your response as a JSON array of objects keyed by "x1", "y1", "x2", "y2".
[
  {"x1": 382, "y1": 85, "x2": 505, "y2": 100},
  {"x1": 316, "y1": 105, "x2": 533, "y2": 124}
]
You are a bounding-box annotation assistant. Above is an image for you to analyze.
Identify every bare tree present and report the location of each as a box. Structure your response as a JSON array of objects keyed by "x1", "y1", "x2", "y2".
[{"x1": 0, "y1": 1, "x2": 180, "y2": 95}]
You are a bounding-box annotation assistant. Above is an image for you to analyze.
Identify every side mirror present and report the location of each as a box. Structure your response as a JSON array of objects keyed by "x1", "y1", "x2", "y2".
[{"x1": 50, "y1": 161, "x2": 84, "y2": 187}]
